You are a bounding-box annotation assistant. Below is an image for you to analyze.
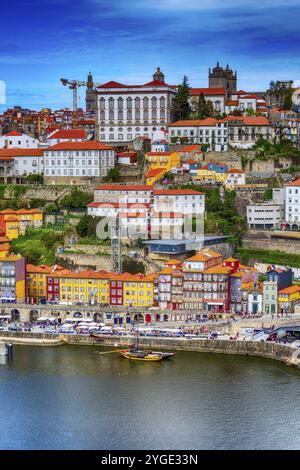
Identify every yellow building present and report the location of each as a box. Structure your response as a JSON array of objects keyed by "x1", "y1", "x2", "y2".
[
  {"x1": 278, "y1": 286, "x2": 300, "y2": 314},
  {"x1": 0, "y1": 236, "x2": 11, "y2": 259},
  {"x1": 192, "y1": 166, "x2": 227, "y2": 184},
  {"x1": 146, "y1": 151, "x2": 181, "y2": 171},
  {"x1": 45, "y1": 269, "x2": 155, "y2": 308},
  {"x1": 4, "y1": 215, "x2": 20, "y2": 240},
  {"x1": 145, "y1": 167, "x2": 167, "y2": 186},
  {"x1": 48, "y1": 270, "x2": 111, "y2": 305},
  {"x1": 26, "y1": 264, "x2": 58, "y2": 304},
  {"x1": 0, "y1": 208, "x2": 43, "y2": 240},
  {"x1": 117, "y1": 273, "x2": 155, "y2": 308}
]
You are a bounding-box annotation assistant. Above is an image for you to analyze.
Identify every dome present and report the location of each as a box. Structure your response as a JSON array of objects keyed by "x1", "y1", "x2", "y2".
[
  {"x1": 213, "y1": 62, "x2": 223, "y2": 73},
  {"x1": 153, "y1": 67, "x2": 165, "y2": 83}
]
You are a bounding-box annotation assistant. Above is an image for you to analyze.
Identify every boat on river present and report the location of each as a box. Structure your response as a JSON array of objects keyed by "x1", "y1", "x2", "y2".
[
  {"x1": 119, "y1": 321, "x2": 175, "y2": 362},
  {"x1": 119, "y1": 349, "x2": 175, "y2": 362}
]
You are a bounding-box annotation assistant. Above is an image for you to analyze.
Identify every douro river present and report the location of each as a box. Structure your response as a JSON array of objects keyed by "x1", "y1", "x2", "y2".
[{"x1": 0, "y1": 345, "x2": 299, "y2": 449}]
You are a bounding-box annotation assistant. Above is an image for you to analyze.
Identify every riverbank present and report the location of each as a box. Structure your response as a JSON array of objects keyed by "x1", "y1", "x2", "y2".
[{"x1": 0, "y1": 331, "x2": 299, "y2": 368}]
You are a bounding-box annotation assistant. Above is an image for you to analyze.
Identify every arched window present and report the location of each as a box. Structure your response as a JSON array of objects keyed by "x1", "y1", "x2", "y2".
[
  {"x1": 100, "y1": 98, "x2": 105, "y2": 110},
  {"x1": 118, "y1": 110, "x2": 123, "y2": 120},
  {"x1": 109, "y1": 110, "x2": 114, "y2": 120},
  {"x1": 160, "y1": 108, "x2": 165, "y2": 119},
  {"x1": 135, "y1": 110, "x2": 140, "y2": 120},
  {"x1": 151, "y1": 96, "x2": 157, "y2": 108},
  {"x1": 152, "y1": 109, "x2": 157, "y2": 119},
  {"x1": 127, "y1": 97, "x2": 132, "y2": 109},
  {"x1": 143, "y1": 97, "x2": 149, "y2": 109},
  {"x1": 109, "y1": 98, "x2": 114, "y2": 110},
  {"x1": 127, "y1": 110, "x2": 132, "y2": 120},
  {"x1": 160, "y1": 96, "x2": 165, "y2": 108},
  {"x1": 143, "y1": 109, "x2": 148, "y2": 120},
  {"x1": 135, "y1": 97, "x2": 141, "y2": 108},
  {"x1": 118, "y1": 97, "x2": 124, "y2": 109},
  {"x1": 100, "y1": 110, "x2": 105, "y2": 120}
]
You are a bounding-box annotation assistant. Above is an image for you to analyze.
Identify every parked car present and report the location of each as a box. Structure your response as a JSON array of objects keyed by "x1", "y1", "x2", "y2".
[{"x1": 8, "y1": 325, "x2": 22, "y2": 332}]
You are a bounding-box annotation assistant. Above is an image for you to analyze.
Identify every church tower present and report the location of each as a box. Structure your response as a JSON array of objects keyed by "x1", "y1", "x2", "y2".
[
  {"x1": 85, "y1": 72, "x2": 97, "y2": 111},
  {"x1": 209, "y1": 63, "x2": 237, "y2": 96},
  {"x1": 153, "y1": 67, "x2": 165, "y2": 83}
]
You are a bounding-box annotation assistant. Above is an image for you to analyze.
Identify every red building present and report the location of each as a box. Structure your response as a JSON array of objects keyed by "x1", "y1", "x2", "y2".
[
  {"x1": 47, "y1": 276, "x2": 60, "y2": 302},
  {"x1": 109, "y1": 278, "x2": 123, "y2": 306}
]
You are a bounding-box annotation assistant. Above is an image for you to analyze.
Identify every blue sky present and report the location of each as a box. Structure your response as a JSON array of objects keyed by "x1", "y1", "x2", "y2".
[{"x1": 0, "y1": 0, "x2": 299, "y2": 110}]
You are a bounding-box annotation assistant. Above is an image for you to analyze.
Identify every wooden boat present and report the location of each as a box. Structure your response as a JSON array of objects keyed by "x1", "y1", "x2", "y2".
[
  {"x1": 119, "y1": 349, "x2": 163, "y2": 361},
  {"x1": 119, "y1": 320, "x2": 175, "y2": 361}
]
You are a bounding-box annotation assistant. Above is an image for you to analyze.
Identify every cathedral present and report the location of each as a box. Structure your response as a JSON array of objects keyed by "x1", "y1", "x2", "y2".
[{"x1": 209, "y1": 63, "x2": 237, "y2": 96}]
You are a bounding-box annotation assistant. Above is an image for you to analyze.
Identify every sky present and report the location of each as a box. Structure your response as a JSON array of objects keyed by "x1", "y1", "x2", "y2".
[{"x1": 0, "y1": 0, "x2": 299, "y2": 111}]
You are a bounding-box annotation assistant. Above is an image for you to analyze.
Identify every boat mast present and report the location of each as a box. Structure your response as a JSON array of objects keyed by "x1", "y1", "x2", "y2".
[{"x1": 136, "y1": 319, "x2": 139, "y2": 351}]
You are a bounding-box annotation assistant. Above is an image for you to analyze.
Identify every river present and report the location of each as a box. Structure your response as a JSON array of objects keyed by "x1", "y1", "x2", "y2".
[{"x1": 0, "y1": 345, "x2": 299, "y2": 450}]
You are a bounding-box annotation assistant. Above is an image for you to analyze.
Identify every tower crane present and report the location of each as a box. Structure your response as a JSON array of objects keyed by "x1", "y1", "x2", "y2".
[{"x1": 60, "y1": 76, "x2": 101, "y2": 128}]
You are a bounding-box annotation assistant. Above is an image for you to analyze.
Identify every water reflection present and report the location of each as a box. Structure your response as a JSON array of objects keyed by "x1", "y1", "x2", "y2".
[{"x1": 0, "y1": 345, "x2": 299, "y2": 450}]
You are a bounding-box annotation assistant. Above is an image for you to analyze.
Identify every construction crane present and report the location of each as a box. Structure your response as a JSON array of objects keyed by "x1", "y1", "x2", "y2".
[
  {"x1": 60, "y1": 76, "x2": 101, "y2": 128},
  {"x1": 110, "y1": 216, "x2": 122, "y2": 273}
]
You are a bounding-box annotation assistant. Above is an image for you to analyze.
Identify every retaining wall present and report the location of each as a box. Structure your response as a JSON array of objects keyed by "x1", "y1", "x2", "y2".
[{"x1": 1, "y1": 331, "x2": 298, "y2": 368}]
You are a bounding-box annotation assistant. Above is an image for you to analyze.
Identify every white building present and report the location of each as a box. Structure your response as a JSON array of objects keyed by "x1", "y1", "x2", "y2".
[
  {"x1": 43, "y1": 141, "x2": 115, "y2": 185},
  {"x1": 225, "y1": 169, "x2": 246, "y2": 188},
  {"x1": 0, "y1": 131, "x2": 39, "y2": 149},
  {"x1": 225, "y1": 91, "x2": 268, "y2": 115},
  {"x1": 247, "y1": 291, "x2": 263, "y2": 315},
  {"x1": 225, "y1": 116, "x2": 273, "y2": 149},
  {"x1": 87, "y1": 185, "x2": 205, "y2": 241},
  {"x1": 153, "y1": 189, "x2": 205, "y2": 216},
  {"x1": 13, "y1": 149, "x2": 44, "y2": 179},
  {"x1": 285, "y1": 178, "x2": 300, "y2": 223},
  {"x1": 96, "y1": 68, "x2": 176, "y2": 144},
  {"x1": 87, "y1": 201, "x2": 149, "y2": 218},
  {"x1": 47, "y1": 129, "x2": 86, "y2": 145},
  {"x1": 168, "y1": 118, "x2": 228, "y2": 152},
  {"x1": 190, "y1": 88, "x2": 225, "y2": 114},
  {"x1": 93, "y1": 185, "x2": 152, "y2": 205},
  {"x1": 247, "y1": 202, "x2": 285, "y2": 229}
]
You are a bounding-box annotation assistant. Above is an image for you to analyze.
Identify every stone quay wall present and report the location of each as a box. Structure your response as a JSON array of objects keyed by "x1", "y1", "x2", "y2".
[{"x1": 1, "y1": 331, "x2": 299, "y2": 368}]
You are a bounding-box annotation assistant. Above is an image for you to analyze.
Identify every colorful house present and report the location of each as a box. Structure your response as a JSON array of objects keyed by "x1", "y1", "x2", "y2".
[
  {"x1": 0, "y1": 254, "x2": 26, "y2": 303},
  {"x1": 145, "y1": 167, "x2": 167, "y2": 186},
  {"x1": 0, "y1": 236, "x2": 11, "y2": 259},
  {"x1": 26, "y1": 264, "x2": 64, "y2": 304},
  {"x1": 263, "y1": 281, "x2": 278, "y2": 316},
  {"x1": 278, "y1": 286, "x2": 300, "y2": 314},
  {"x1": 0, "y1": 208, "x2": 43, "y2": 240},
  {"x1": 146, "y1": 151, "x2": 181, "y2": 171},
  {"x1": 44, "y1": 269, "x2": 155, "y2": 309}
]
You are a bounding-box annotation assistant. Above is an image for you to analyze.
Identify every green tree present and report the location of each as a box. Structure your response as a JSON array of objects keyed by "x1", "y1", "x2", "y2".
[
  {"x1": 104, "y1": 167, "x2": 120, "y2": 182},
  {"x1": 268, "y1": 80, "x2": 293, "y2": 108},
  {"x1": 283, "y1": 87, "x2": 293, "y2": 110},
  {"x1": 245, "y1": 108, "x2": 255, "y2": 116},
  {"x1": 205, "y1": 100, "x2": 215, "y2": 117},
  {"x1": 26, "y1": 174, "x2": 44, "y2": 184},
  {"x1": 231, "y1": 108, "x2": 243, "y2": 116},
  {"x1": 60, "y1": 188, "x2": 93, "y2": 210},
  {"x1": 172, "y1": 76, "x2": 191, "y2": 121},
  {"x1": 195, "y1": 93, "x2": 207, "y2": 119},
  {"x1": 76, "y1": 215, "x2": 105, "y2": 238}
]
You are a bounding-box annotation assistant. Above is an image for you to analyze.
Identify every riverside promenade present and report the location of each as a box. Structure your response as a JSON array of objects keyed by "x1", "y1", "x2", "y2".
[{"x1": 1, "y1": 331, "x2": 300, "y2": 369}]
